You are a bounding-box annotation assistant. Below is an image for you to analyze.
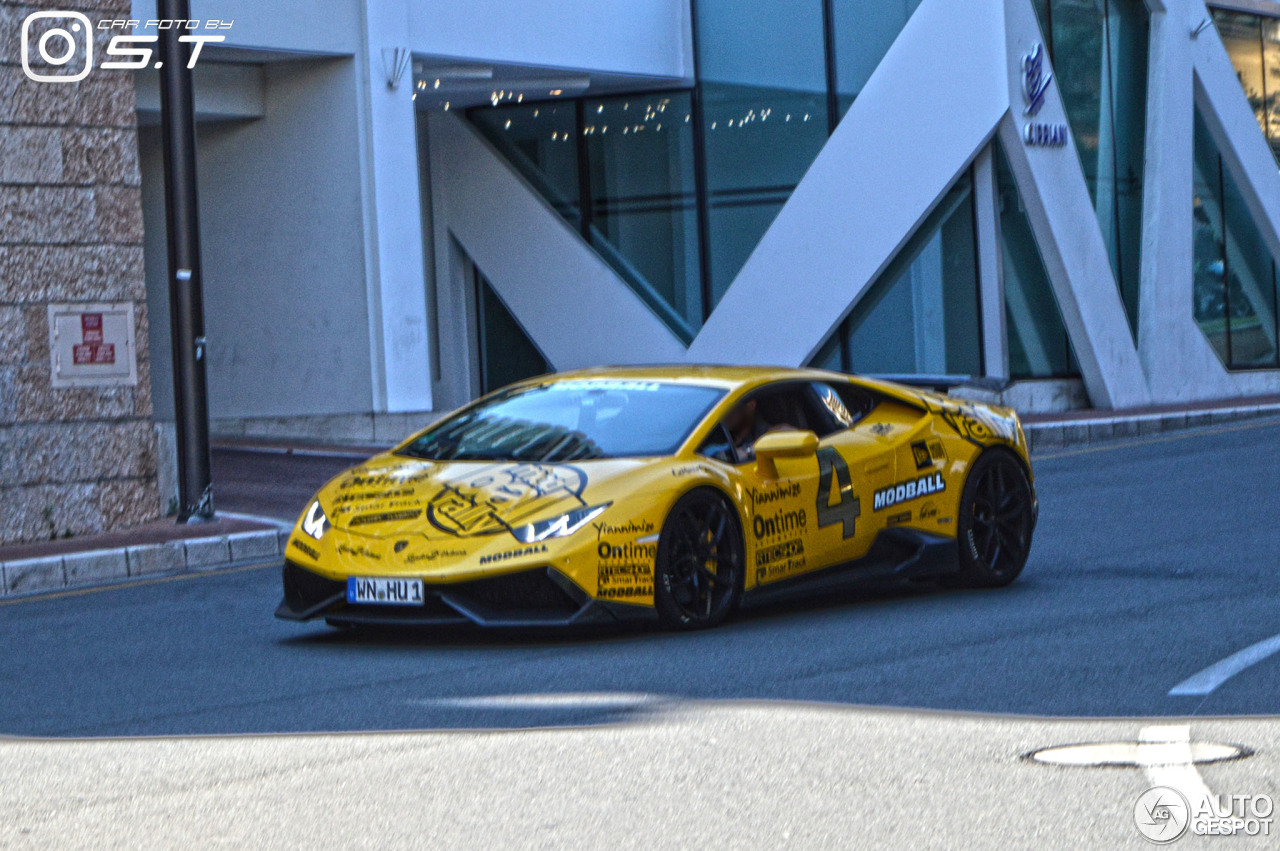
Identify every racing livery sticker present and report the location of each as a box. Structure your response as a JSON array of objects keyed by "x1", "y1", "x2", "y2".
[
  {"x1": 873, "y1": 473, "x2": 946, "y2": 511},
  {"x1": 911, "y1": 441, "x2": 932, "y2": 469},
  {"x1": 921, "y1": 396, "x2": 1018, "y2": 447},
  {"x1": 427, "y1": 464, "x2": 587, "y2": 537},
  {"x1": 815, "y1": 447, "x2": 859, "y2": 539},
  {"x1": 337, "y1": 543, "x2": 381, "y2": 560},
  {"x1": 747, "y1": 481, "x2": 802, "y2": 514},
  {"x1": 755, "y1": 537, "x2": 805, "y2": 584},
  {"x1": 478, "y1": 544, "x2": 548, "y2": 565},
  {"x1": 403, "y1": 548, "x2": 467, "y2": 565},
  {"x1": 290, "y1": 537, "x2": 320, "y2": 560},
  {"x1": 596, "y1": 539, "x2": 656, "y2": 601},
  {"x1": 349, "y1": 508, "x2": 422, "y2": 527}
]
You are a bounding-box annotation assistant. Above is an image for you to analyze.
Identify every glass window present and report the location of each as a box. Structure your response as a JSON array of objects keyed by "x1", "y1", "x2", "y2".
[
  {"x1": 1192, "y1": 109, "x2": 1280, "y2": 369},
  {"x1": 468, "y1": 93, "x2": 700, "y2": 341},
  {"x1": 1210, "y1": 9, "x2": 1280, "y2": 165},
  {"x1": 475, "y1": 270, "x2": 550, "y2": 395},
  {"x1": 809, "y1": 173, "x2": 982, "y2": 377},
  {"x1": 1266, "y1": 18, "x2": 1280, "y2": 154},
  {"x1": 830, "y1": 0, "x2": 923, "y2": 117},
  {"x1": 809, "y1": 331, "x2": 843, "y2": 372},
  {"x1": 584, "y1": 92, "x2": 701, "y2": 335},
  {"x1": 995, "y1": 142, "x2": 1079, "y2": 379},
  {"x1": 464, "y1": 1, "x2": 986, "y2": 362},
  {"x1": 847, "y1": 175, "x2": 982, "y2": 376},
  {"x1": 1034, "y1": 0, "x2": 1148, "y2": 338},
  {"x1": 697, "y1": 381, "x2": 857, "y2": 464},
  {"x1": 696, "y1": 0, "x2": 830, "y2": 309},
  {"x1": 468, "y1": 103, "x2": 581, "y2": 225},
  {"x1": 401, "y1": 381, "x2": 726, "y2": 461}
]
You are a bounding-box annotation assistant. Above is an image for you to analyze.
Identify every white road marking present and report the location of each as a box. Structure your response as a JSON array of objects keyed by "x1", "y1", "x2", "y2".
[
  {"x1": 1139, "y1": 725, "x2": 1244, "y2": 834},
  {"x1": 1168, "y1": 632, "x2": 1280, "y2": 696},
  {"x1": 409, "y1": 693, "x2": 663, "y2": 711},
  {"x1": 219, "y1": 510, "x2": 294, "y2": 532}
]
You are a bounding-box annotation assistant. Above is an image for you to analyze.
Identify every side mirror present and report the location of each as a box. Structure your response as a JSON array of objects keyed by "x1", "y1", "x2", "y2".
[{"x1": 754, "y1": 430, "x2": 818, "y2": 478}]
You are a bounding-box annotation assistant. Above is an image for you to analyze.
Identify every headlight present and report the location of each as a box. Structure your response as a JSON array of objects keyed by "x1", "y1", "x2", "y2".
[
  {"x1": 511, "y1": 503, "x2": 610, "y2": 544},
  {"x1": 301, "y1": 499, "x2": 331, "y2": 540}
]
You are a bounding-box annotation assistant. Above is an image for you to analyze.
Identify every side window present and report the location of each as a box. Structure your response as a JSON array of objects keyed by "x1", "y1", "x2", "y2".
[
  {"x1": 698, "y1": 383, "x2": 821, "y2": 463},
  {"x1": 697, "y1": 422, "x2": 735, "y2": 463},
  {"x1": 814, "y1": 382, "x2": 877, "y2": 431},
  {"x1": 697, "y1": 381, "x2": 874, "y2": 462},
  {"x1": 750, "y1": 382, "x2": 848, "y2": 438}
]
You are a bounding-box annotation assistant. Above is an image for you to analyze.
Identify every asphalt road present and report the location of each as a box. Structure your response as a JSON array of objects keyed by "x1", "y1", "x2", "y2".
[{"x1": 3, "y1": 419, "x2": 1280, "y2": 737}]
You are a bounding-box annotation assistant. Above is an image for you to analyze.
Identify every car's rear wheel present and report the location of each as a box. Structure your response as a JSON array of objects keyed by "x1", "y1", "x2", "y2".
[
  {"x1": 653, "y1": 489, "x2": 743, "y2": 630},
  {"x1": 946, "y1": 449, "x2": 1034, "y2": 588}
]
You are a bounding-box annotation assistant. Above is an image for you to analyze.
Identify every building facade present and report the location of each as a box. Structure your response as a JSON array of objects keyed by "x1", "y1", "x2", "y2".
[
  {"x1": 9, "y1": 0, "x2": 1280, "y2": 530},
  {"x1": 1, "y1": 0, "x2": 158, "y2": 544}
]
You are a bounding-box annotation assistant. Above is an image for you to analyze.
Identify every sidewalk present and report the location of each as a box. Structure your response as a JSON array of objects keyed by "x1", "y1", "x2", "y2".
[
  {"x1": 0, "y1": 514, "x2": 288, "y2": 600},
  {"x1": 1020, "y1": 392, "x2": 1280, "y2": 452}
]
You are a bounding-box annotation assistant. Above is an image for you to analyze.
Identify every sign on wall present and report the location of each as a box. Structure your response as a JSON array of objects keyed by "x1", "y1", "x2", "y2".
[
  {"x1": 47, "y1": 302, "x2": 139, "y2": 388},
  {"x1": 1021, "y1": 43, "x2": 1068, "y2": 149}
]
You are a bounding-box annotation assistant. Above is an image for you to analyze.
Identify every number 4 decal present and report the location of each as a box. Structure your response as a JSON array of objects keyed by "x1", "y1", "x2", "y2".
[{"x1": 815, "y1": 447, "x2": 860, "y2": 539}]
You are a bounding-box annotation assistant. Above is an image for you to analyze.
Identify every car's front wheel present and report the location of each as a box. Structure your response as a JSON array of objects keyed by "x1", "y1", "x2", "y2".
[
  {"x1": 946, "y1": 448, "x2": 1035, "y2": 588},
  {"x1": 653, "y1": 488, "x2": 743, "y2": 630}
]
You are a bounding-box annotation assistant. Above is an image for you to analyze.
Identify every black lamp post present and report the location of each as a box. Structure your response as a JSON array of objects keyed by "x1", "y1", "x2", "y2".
[{"x1": 157, "y1": 0, "x2": 214, "y2": 522}]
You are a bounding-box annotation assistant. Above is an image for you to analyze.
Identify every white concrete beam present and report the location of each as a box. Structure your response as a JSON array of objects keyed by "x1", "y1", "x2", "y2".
[
  {"x1": 998, "y1": 0, "x2": 1150, "y2": 409},
  {"x1": 973, "y1": 146, "x2": 1009, "y2": 380},
  {"x1": 356, "y1": 0, "x2": 433, "y2": 413},
  {"x1": 1136, "y1": 0, "x2": 1237, "y2": 403},
  {"x1": 405, "y1": 0, "x2": 691, "y2": 81}
]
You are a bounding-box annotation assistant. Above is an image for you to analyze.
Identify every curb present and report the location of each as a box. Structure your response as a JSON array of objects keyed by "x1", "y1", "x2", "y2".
[
  {"x1": 0, "y1": 528, "x2": 289, "y2": 599},
  {"x1": 1024, "y1": 401, "x2": 1280, "y2": 454}
]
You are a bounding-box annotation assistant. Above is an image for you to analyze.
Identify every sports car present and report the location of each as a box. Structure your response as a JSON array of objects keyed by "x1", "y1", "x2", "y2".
[{"x1": 275, "y1": 366, "x2": 1037, "y2": 631}]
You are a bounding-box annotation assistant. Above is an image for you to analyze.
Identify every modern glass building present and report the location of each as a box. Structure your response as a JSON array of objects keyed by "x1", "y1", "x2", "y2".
[{"x1": 129, "y1": 0, "x2": 1280, "y2": 446}]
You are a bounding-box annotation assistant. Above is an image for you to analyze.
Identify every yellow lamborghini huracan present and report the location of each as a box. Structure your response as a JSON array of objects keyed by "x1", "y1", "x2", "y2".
[{"x1": 276, "y1": 366, "x2": 1036, "y2": 631}]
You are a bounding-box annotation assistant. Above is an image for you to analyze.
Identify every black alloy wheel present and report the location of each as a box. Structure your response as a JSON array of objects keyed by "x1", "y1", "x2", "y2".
[
  {"x1": 654, "y1": 489, "x2": 743, "y2": 629},
  {"x1": 947, "y1": 449, "x2": 1035, "y2": 588}
]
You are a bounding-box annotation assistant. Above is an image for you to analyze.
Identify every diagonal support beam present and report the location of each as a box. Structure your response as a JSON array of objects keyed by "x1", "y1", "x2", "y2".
[
  {"x1": 998, "y1": 0, "x2": 1150, "y2": 408},
  {"x1": 686, "y1": 0, "x2": 1009, "y2": 370}
]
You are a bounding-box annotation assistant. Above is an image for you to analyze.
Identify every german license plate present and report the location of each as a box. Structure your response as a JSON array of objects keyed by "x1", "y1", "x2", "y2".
[{"x1": 347, "y1": 576, "x2": 424, "y2": 606}]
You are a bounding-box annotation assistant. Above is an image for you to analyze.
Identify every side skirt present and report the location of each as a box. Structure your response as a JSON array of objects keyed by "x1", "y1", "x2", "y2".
[{"x1": 741, "y1": 528, "x2": 959, "y2": 610}]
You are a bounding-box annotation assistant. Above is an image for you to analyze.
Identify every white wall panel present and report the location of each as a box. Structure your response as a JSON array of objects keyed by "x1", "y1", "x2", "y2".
[{"x1": 406, "y1": 0, "x2": 690, "y2": 80}]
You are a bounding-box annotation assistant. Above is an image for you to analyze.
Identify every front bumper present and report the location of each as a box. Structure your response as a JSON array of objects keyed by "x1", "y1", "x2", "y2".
[{"x1": 274, "y1": 561, "x2": 653, "y2": 628}]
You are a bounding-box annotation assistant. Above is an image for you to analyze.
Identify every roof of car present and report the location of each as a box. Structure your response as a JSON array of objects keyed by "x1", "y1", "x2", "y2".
[{"x1": 528, "y1": 364, "x2": 849, "y2": 391}]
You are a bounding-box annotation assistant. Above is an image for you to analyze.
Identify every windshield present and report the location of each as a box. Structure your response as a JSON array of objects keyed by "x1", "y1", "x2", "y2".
[{"x1": 398, "y1": 380, "x2": 726, "y2": 462}]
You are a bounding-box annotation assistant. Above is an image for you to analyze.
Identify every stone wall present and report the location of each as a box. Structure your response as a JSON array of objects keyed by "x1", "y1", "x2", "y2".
[{"x1": 0, "y1": 0, "x2": 159, "y2": 544}]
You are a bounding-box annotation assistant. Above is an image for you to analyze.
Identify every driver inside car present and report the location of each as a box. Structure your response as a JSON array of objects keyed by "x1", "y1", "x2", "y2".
[{"x1": 724, "y1": 398, "x2": 796, "y2": 463}]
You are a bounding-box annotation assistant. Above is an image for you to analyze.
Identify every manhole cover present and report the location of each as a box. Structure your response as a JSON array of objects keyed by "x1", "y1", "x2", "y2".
[{"x1": 1027, "y1": 741, "x2": 1251, "y2": 767}]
